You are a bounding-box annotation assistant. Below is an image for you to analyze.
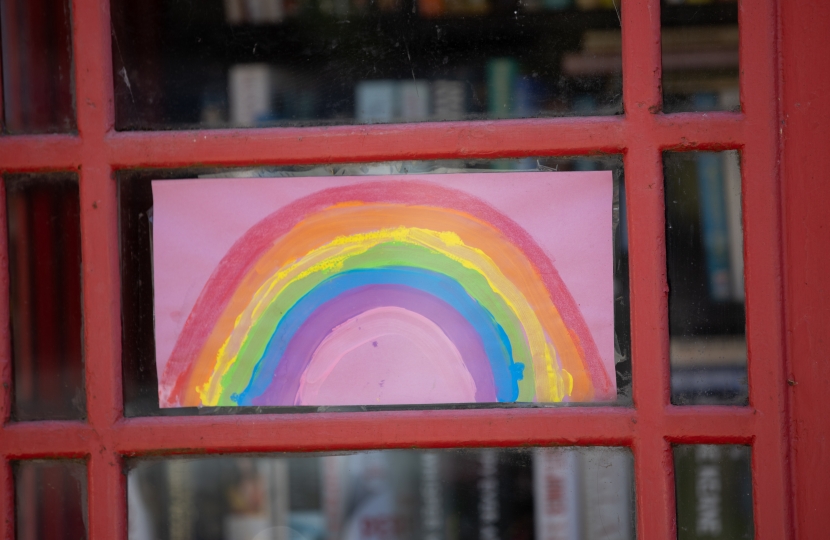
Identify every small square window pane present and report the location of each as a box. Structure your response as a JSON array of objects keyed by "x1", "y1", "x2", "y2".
[
  {"x1": 663, "y1": 151, "x2": 747, "y2": 405},
  {"x1": 1, "y1": 0, "x2": 76, "y2": 133},
  {"x1": 128, "y1": 447, "x2": 634, "y2": 540},
  {"x1": 110, "y1": 0, "x2": 624, "y2": 130},
  {"x1": 674, "y1": 445, "x2": 753, "y2": 540},
  {"x1": 15, "y1": 460, "x2": 88, "y2": 540},
  {"x1": 6, "y1": 174, "x2": 85, "y2": 420},
  {"x1": 661, "y1": 1, "x2": 739, "y2": 114}
]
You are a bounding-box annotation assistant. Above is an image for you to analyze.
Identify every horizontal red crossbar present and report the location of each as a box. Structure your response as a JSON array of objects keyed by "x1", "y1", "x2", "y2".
[
  {"x1": 0, "y1": 406, "x2": 755, "y2": 458},
  {"x1": 0, "y1": 113, "x2": 744, "y2": 172}
]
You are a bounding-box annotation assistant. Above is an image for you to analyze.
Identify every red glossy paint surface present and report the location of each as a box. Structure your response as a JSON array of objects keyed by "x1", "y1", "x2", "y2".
[{"x1": 0, "y1": 0, "x2": 824, "y2": 539}]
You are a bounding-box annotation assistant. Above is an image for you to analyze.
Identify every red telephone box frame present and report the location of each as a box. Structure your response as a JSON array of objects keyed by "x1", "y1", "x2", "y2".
[{"x1": 1, "y1": 0, "x2": 827, "y2": 538}]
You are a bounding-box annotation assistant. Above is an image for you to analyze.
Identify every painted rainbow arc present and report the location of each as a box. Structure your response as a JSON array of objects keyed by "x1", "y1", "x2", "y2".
[{"x1": 161, "y1": 182, "x2": 611, "y2": 407}]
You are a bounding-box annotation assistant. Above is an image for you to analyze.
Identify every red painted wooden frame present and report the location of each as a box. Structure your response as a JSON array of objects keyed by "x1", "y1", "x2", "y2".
[{"x1": 0, "y1": 0, "x2": 797, "y2": 539}]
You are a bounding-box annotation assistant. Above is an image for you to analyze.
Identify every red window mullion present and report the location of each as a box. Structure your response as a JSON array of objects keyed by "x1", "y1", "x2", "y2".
[
  {"x1": 0, "y1": 175, "x2": 12, "y2": 540},
  {"x1": 737, "y1": 0, "x2": 792, "y2": 538},
  {"x1": 71, "y1": 1, "x2": 124, "y2": 540},
  {"x1": 619, "y1": 1, "x2": 676, "y2": 539}
]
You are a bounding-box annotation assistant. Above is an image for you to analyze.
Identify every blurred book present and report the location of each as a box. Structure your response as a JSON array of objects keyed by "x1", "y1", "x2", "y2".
[
  {"x1": 533, "y1": 449, "x2": 581, "y2": 540},
  {"x1": 722, "y1": 149, "x2": 745, "y2": 301},
  {"x1": 225, "y1": 0, "x2": 245, "y2": 23},
  {"x1": 356, "y1": 80, "x2": 398, "y2": 123},
  {"x1": 487, "y1": 58, "x2": 519, "y2": 119},
  {"x1": 229, "y1": 64, "x2": 276, "y2": 126},
  {"x1": 433, "y1": 80, "x2": 466, "y2": 120},
  {"x1": 675, "y1": 445, "x2": 753, "y2": 540},
  {"x1": 225, "y1": 0, "x2": 284, "y2": 23},
  {"x1": 582, "y1": 448, "x2": 633, "y2": 540},
  {"x1": 399, "y1": 81, "x2": 431, "y2": 121}
]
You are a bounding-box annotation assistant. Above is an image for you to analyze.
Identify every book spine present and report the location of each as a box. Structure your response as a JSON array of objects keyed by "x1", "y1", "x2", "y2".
[
  {"x1": 697, "y1": 149, "x2": 732, "y2": 301},
  {"x1": 420, "y1": 453, "x2": 444, "y2": 540},
  {"x1": 432, "y1": 80, "x2": 466, "y2": 120},
  {"x1": 533, "y1": 448, "x2": 581, "y2": 540},
  {"x1": 487, "y1": 58, "x2": 518, "y2": 119},
  {"x1": 581, "y1": 449, "x2": 633, "y2": 540},
  {"x1": 399, "y1": 80, "x2": 431, "y2": 121},
  {"x1": 721, "y1": 150, "x2": 745, "y2": 302},
  {"x1": 224, "y1": 0, "x2": 246, "y2": 23},
  {"x1": 675, "y1": 445, "x2": 753, "y2": 540},
  {"x1": 355, "y1": 80, "x2": 398, "y2": 123},
  {"x1": 229, "y1": 64, "x2": 274, "y2": 127}
]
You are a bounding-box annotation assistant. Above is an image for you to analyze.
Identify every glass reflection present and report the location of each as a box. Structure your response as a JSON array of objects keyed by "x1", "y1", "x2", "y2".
[
  {"x1": 118, "y1": 157, "x2": 631, "y2": 416},
  {"x1": 661, "y1": 0, "x2": 739, "y2": 113},
  {"x1": 128, "y1": 447, "x2": 634, "y2": 540},
  {"x1": 6, "y1": 174, "x2": 85, "y2": 420},
  {"x1": 664, "y1": 151, "x2": 747, "y2": 405},
  {"x1": 15, "y1": 460, "x2": 87, "y2": 540},
  {"x1": 674, "y1": 445, "x2": 753, "y2": 540},
  {"x1": 110, "y1": 0, "x2": 623, "y2": 130}
]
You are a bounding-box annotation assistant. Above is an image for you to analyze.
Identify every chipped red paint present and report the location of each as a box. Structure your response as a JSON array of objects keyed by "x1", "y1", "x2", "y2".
[{"x1": 0, "y1": 0, "x2": 825, "y2": 539}]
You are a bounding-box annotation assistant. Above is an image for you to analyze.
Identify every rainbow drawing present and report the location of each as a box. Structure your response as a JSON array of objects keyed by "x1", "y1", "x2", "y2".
[{"x1": 154, "y1": 177, "x2": 614, "y2": 407}]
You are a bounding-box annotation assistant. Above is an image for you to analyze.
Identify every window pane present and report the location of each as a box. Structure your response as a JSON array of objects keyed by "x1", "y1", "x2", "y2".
[
  {"x1": 119, "y1": 157, "x2": 630, "y2": 416},
  {"x1": 661, "y1": 1, "x2": 739, "y2": 114},
  {"x1": 5, "y1": 174, "x2": 84, "y2": 420},
  {"x1": 15, "y1": 460, "x2": 88, "y2": 540},
  {"x1": 109, "y1": 0, "x2": 623, "y2": 130},
  {"x1": 674, "y1": 445, "x2": 753, "y2": 540},
  {"x1": 663, "y1": 152, "x2": 746, "y2": 405},
  {"x1": 128, "y1": 447, "x2": 634, "y2": 540},
  {"x1": 0, "y1": 0, "x2": 76, "y2": 133}
]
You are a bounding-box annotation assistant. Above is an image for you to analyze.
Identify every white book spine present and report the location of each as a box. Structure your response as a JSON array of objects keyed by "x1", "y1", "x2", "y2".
[
  {"x1": 355, "y1": 80, "x2": 398, "y2": 124},
  {"x1": 533, "y1": 448, "x2": 581, "y2": 540},
  {"x1": 229, "y1": 64, "x2": 273, "y2": 127},
  {"x1": 581, "y1": 449, "x2": 632, "y2": 540}
]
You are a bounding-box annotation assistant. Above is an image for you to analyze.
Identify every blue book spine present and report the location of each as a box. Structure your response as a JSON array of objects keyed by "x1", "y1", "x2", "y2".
[{"x1": 697, "y1": 150, "x2": 732, "y2": 301}]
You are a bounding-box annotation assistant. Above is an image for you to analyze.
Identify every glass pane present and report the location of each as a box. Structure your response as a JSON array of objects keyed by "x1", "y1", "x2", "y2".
[
  {"x1": 674, "y1": 445, "x2": 753, "y2": 540},
  {"x1": 109, "y1": 0, "x2": 623, "y2": 130},
  {"x1": 663, "y1": 152, "x2": 746, "y2": 406},
  {"x1": 5, "y1": 174, "x2": 85, "y2": 420},
  {"x1": 661, "y1": 1, "x2": 739, "y2": 114},
  {"x1": 128, "y1": 447, "x2": 634, "y2": 540},
  {"x1": 119, "y1": 157, "x2": 630, "y2": 416},
  {"x1": 0, "y1": 0, "x2": 76, "y2": 133},
  {"x1": 15, "y1": 460, "x2": 87, "y2": 540}
]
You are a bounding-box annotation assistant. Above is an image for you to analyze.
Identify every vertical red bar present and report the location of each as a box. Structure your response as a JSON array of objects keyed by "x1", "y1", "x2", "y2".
[
  {"x1": 626, "y1": 146, "x2": 673, "y2": 540},
  {"x1": 0, "y1": 179, "x2": 11, "y2": 424},
  {"x1": 739, "y1": 0, "x2": 792, "y2": 538},
  {"x1": 621, "y1": 0, "x2": 672, "y2": 539},
  {"x1": 621, "y1": 0, "x2": 662, "y2": 118},
  {"x1": 0, "y1": 459, "x2": 12, "y2": 540},
  {"x1": 72, "y1": 0, "x2": 122, "y2": 540},
  {"x1": 781, "y1": 0, "x2": 830, "y2": 538}
]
